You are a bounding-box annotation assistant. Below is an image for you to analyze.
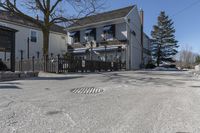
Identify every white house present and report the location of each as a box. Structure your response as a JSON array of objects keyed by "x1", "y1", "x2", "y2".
[
  {"x1": 0, "y1": 10, "x2": 68, "y2": 61},
  {"x1": 67, "y1": 5, "x2": 151, "y2": 70}
]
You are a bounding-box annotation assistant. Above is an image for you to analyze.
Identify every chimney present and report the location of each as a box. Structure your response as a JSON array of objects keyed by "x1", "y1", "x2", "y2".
[{"x1": 140, "y1": 9, "x2": 144, "y2": 27}]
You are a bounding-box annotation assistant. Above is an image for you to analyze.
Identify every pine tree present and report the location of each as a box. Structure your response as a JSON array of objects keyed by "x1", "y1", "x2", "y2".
[
  {"x1": 151, "y1": 11, "x2": 179, "y2": 66},
  {"x1": 195, "y1": 55, "x2": 200, "y2": 64}
]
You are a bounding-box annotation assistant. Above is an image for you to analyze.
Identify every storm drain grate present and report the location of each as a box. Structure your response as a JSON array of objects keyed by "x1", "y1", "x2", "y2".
[{"x1": 71, "y1": 87, "x2": 103, "y2": 94}]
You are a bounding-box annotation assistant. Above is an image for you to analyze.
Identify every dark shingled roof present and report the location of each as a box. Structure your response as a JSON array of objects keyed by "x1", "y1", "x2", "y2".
[
  {"x1": 0, "y1": 25, "x2": 18, "y2": 32},
  {"x1": 0, "y1": 10, "x2": 66, "y2": 34},
  {"x1": 68, "y1": 5, "x2": 135, "y2": 28}
]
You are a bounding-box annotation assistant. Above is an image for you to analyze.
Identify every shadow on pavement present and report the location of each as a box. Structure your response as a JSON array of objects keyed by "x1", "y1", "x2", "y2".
[
  {"x1": 29, "y1": 76, "x2": 84, "y2": 81},
  {"x1": 190, "y1": 86, "x2": 200, "y2": 88},
  {"x1": 99, "y1": 72, "x2": 186, "y2": 87},
  {"x1": 0, "y1": 85, "x2": 22, "y2": 90},
  {"x1": 46, "y1": 110, "x2": 62, "y2": 116},
  {"x1": 0, "y1": 82, "x2": 22, "y2": 85}
]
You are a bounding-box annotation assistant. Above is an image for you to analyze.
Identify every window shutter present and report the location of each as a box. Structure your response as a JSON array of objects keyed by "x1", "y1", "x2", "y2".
[
  {"x1": 93, "y1": 28, "x2": 96, "y2": 41},
  {"x1": 112, "y1": 24, "x2": 116, "y2": 38},
  {"x1": 77, "y1": 31, "x2": 80, "y2": 42}
]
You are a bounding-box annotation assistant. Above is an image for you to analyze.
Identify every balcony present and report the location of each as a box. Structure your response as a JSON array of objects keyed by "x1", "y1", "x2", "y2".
[
  {"x1": 69, "y1": 39, "x2": 128, "y2": 49},
  {"x1": 99, "y1": 39, "x2": 127, "y2": 46}
]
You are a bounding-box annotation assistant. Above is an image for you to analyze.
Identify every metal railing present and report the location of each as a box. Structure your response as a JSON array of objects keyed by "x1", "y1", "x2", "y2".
[
  {"x1": 57, "y1": 58, "x2": 123, "y2": 73},
  {"x1": 3, "y1": 57, "x2": 124, "y2": 73}
]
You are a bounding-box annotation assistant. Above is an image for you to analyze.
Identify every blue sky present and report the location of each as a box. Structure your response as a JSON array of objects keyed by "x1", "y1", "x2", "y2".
[
  {"x1": 104, "y1": 0, "x2": 200, "y2": 53},
  {"x1": 18, "y1": 0, "x2": 199, "y2": 53}
]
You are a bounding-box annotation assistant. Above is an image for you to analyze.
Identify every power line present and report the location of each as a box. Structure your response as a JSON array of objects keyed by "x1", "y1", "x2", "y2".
[{"x1": 171, "y1": 0, "x2": 200, "y2": 17}]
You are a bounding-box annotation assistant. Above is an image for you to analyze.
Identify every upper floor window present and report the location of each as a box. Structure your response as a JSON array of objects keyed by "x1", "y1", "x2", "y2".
[
  {"x1": 103, "y1": 25, "x2": 115, "y2": 41},
  {"x1": 30, "y1": 30, "x2": 37, "y2": 42},
  {"x1": 85, "y1": 28, "x2": 96, "y2": 42},
  {"x1": 69, "y1": 31, "x2": 80, "y2": 43}
]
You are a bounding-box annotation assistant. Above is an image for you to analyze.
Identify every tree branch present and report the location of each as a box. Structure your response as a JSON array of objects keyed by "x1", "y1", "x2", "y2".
[
  {"x1": 35, "y1": 0, "x2": 45, "y2": 13},
  {"x1": 50, "y1": 0, "x2": 62, "y2": 13}
]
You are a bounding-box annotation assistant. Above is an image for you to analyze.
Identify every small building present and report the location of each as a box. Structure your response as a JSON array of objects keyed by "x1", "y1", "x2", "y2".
[
  {"x1": 0, "y1": 25, "x2": 17, "y2": 71},
  {"x1": 0, "y1": 10, "x2": 68, "y2": 61},
  {"x1": 67, "y1": 5, "x2": 151, "y2": 70}
]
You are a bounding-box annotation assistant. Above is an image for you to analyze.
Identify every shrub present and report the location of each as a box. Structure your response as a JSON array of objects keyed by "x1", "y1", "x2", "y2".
[{"x1": 145, "y1": 62, "x2": 156, "y2": 69}]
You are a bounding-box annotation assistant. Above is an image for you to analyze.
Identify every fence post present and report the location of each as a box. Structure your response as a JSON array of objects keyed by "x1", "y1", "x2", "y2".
[
  {"x1": 18, "y1": 60, "x2": 20, "y2": 72},
  {"x1": 20, "y1": 50, "x2": 23, "y2": 71},
  {"x1": 111, "y1": 62, "x2": 113, "y2": 71},
  {"x1": 56, "y1": 54, "x2": 60, "y2": 73},
  {"x1": 119, "y1": 61, "x2": 122, "y2": 70},
  {"x1": 32, "y1": 56, "x2": 35, "y2": 72},
  {"x1": 43, "y1": 55, "x2": 47, "y2": 72},
  {"x1": 82, "y1": 60, "x2": 85, "y2": 73}
]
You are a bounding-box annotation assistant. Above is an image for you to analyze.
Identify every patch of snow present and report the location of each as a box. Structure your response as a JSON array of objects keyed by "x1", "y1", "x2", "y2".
[{"x1": 153, "y1": 67, "x2": 178, "y2": 71}]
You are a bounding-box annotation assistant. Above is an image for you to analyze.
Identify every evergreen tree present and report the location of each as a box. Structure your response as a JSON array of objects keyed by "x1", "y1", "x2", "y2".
[
  {"x1": 195, "y1": 55, "x2": 200, "y2": 64},
  {"x1": 151, "y1": 11, "x2": 179, "y2": 66}
]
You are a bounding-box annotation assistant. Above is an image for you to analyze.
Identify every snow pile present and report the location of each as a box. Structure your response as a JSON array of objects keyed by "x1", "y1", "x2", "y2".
[
  {"x1": 195, "y1": 65, "x2": 200, "y2": 71},
  {"x1": 153, "y1": 67, "x2": 178, "y2": 71}
]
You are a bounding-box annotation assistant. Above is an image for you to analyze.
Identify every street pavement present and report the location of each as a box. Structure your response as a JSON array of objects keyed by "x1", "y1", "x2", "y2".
[{"x1": 0, "y1": 71, "x2": 200, "y2": 133}]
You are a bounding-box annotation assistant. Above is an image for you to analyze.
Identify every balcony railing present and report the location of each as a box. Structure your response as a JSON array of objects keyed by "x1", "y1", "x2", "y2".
[
  {"x1": 99, "y1": 39, "x2": 127, "y2": 46},
  {"x1": 69, "y1": 39, "x2": 128, "y2": 49}
]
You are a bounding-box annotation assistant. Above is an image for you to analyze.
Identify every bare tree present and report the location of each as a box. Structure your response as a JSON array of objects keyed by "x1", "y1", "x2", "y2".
[
  {"x1": 0, "y1": 0, "x2": 104, "y2": 57},
  {"x1": 176, "y1": 44, "x2": 197, "y2": 68}
]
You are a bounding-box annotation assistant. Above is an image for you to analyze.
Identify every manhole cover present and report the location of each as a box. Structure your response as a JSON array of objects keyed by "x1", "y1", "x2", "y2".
[{"x1": 71, "y1": 87, "x2": 103, "y2": 94}]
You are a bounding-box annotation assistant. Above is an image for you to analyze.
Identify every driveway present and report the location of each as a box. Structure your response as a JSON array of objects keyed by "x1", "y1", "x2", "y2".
[{"x1": 0, "y1": 71, "x2": 200, "y2": 133}]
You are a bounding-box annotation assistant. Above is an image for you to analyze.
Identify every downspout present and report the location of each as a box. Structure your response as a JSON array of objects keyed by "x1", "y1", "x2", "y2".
[
  {"x1": 140, "y1": 9, "x2": 144, "y2": 67},
  {"x1": 128, "y1": 20, "x2": 131, "y2": 70},
  {"x1": 125, "y1": 19, "x2": 131, "y2": 70},
  {"x1": 124, "y1": 16, "x2": 135, "y2": 70}
]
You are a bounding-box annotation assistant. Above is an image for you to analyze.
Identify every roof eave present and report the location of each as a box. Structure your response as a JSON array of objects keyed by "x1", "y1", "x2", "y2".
[{"x1": 67, "y1": 17, "x2": 125, "y2": 31}]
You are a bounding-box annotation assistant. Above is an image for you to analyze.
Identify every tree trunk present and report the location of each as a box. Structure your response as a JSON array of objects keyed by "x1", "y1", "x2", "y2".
[
  {"x1": 43, "y1": 30, "x2": 50, "y2": 56},
  {"x1": 157, "y1": 57, "x2": 160, "y2": 67},
  {"x1": 42, "y1": 29, "x2": 50, "y2": 72},
  {"x1": 157, "y1": 45, "x2": 161, "y2": 67}
]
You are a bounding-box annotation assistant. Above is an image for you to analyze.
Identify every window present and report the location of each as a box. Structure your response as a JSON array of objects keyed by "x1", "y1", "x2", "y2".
[
  {"x1": 103, "y1": 25, "x2": 115, "y2": 41},
  {"x1": 30, "y1": 30, "x2": 37, "y2": 42},
  {"x1": 85, "y1": 28, "x2": 96, "y2": 42},
  {"x1": 69, "y1": 31, "x2": 80, "y2": 43}
]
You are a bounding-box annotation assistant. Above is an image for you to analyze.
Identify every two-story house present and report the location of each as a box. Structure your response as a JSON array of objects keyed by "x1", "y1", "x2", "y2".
[
  {"x1": 0, "y1": 10, "x2": 68, "y2": 62},
  {"x1": 67, "y1": 5, "x2": 151, "y2": 70}
]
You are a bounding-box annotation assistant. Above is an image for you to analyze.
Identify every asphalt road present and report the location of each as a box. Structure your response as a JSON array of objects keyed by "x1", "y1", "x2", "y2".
[{"x1": 0, "y1": 71, "x2": 200, "y2": 133}]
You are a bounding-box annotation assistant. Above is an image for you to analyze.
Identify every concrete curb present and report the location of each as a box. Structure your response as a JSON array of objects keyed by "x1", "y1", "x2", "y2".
[{"x1": 0, "y1": 71, "x2": 39, "y2": 82}]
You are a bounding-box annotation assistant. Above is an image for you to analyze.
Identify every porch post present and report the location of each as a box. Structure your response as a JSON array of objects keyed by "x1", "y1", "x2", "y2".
[
  {"x1": 11, "y1": 32, "x2": 16, "y2": 72},
  {"x1": 4, "y1": 50, "x2": 6, "y2": 61}
]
